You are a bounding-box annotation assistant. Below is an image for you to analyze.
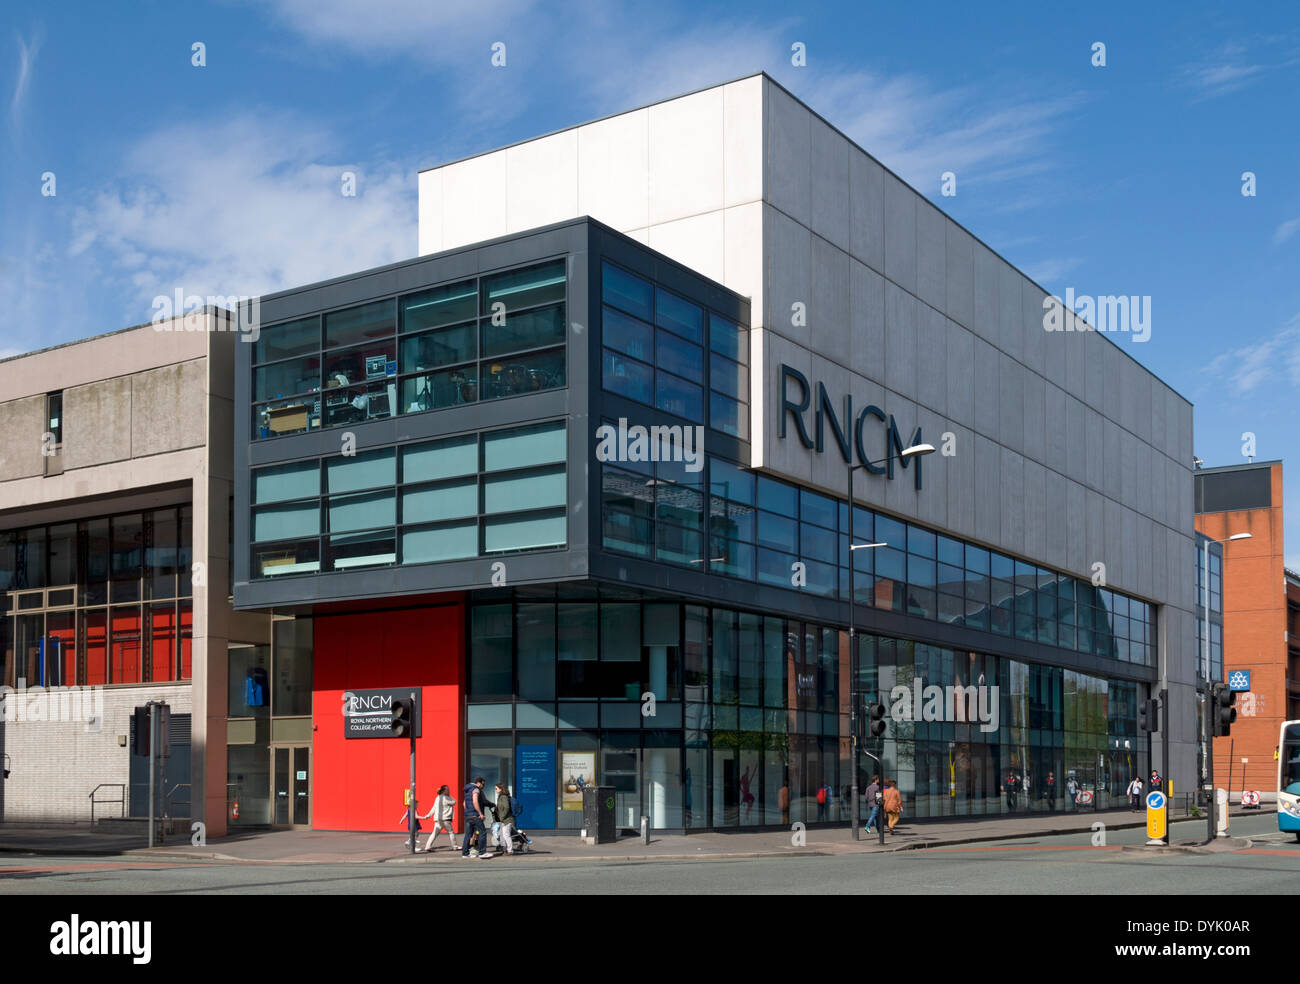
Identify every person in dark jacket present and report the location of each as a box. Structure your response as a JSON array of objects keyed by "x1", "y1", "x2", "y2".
[
  {"x1": 461, "y1": 777, "x2": 493, "y2": 859},
  {"x1": 495, "y1": 782, "x2": 516, "y2": 856}
]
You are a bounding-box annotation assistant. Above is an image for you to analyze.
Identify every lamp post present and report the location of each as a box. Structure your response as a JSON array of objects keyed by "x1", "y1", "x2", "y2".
[
  {"x1": 849, "y1": 442, "x2": 936, "y2": 841},
  {"x1": 1201, "y1": 530, "x2": 1250, "y2": 841}
]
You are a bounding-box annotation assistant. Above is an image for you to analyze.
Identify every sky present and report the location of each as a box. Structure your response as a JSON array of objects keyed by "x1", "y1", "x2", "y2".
[{"x1": 2, "y1": 0, "x2": 1298, "y2": 565}]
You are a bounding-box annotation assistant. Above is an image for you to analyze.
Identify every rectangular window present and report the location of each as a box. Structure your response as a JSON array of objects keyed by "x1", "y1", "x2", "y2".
[
  {"x1": 603, "y1": 349, "x2": 653, "y2": 405},
  {"x1": 657, "y1": 290, "x2": 703, "y2": 344},
  {"x1": 254, "y1": 316, "x2": 319, "y2": 364},
  {"x1": 483, "y1": 421, "x2": 565, "y2": 471},
  {"x1": 481, "y1": 302, "x2": 565, "y2": 358},
  {"x1": 46, "y1": 392, "x2": 62, "y2": 446},
  {"x1": 324, "y1": 299, "x2": 395, "y2": 351},
  {"x1": 602, "y1": 263, "x2": 653, "y2": 321},
  {"x1": 482, "y1": 260, "x2": 565, "y2": 315},
  {"x1": 401, "y1": 280, "x2": 477, "y2": 333},
  {"x1": 402, "y1": 522, "x2": 476, "y2": 563}
]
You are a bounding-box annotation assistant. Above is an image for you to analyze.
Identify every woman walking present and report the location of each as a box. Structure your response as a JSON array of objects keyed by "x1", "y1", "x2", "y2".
[{"x1": 420, "y1": 784, "x2": 457, "y2": 852}]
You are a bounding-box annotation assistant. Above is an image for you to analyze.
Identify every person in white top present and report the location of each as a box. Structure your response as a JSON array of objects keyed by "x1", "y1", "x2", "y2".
[
  {"x1": 419, "y1": 784, "x2": 458, "y2": 852},
  {"x1": 1127, "y1": 776, "x2": 1144, "y2": 812}
]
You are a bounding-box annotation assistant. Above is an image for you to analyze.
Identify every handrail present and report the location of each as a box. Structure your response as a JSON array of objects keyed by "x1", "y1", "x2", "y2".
[
  {"x1": 88, "y1": 783, "x2": 126, "y2": 827},
  {"x1": 165, "y1": 783, "x2": 191, "y2": 819}
]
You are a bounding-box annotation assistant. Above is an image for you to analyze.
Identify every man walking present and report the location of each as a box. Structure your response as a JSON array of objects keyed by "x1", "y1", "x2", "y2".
[
  {"x1": 863, "y1": 774, "x2": 882, "y2": 834},
  {"x1": 461, "y1": 776, "x2": 494, "y2": 859}
]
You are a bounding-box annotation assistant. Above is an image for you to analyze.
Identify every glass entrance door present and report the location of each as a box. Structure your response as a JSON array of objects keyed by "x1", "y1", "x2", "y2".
[{"x1": 272, "y1": 746, "x2": 311, "y2": 827}]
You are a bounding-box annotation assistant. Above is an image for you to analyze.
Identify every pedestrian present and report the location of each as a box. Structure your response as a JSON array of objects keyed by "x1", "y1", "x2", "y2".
[
  {"x1": 1045, "y1": 771, "x2": 1056, "y2": 809},
  {"x1": 863, "y1": 774, "x2": 882, "y2": 834},
  {"x1": 816, "y1": 780, "x2": 832, "y2": 821},
  {"x1": 400, "y1": 800, "x2": 423, "y2": 849},
  {"x1": 1004, "y1": 770, "x2": 1019, "y2": 811},
  {"x1": 883, "y1": 779, "x2": 903, "y2": 834},
  {"x1": 1149, "y1": 769, "x2": 1162, "y2": 793},
  {"x1": 494, "y1": 782, "x2": 516, "y2": 856},
  {"x1": 778, "y1": 781, "x2": 790, "y2": 826},
  {"x1": 1065, "y1": 775, "x2": 1078, "y2": 812},
  {"x1": 1127, "y1": 776, "x2": 1143, "y2": 812},
  {"x1": 420, "y1": 783, "x2": 457, "y2": 852},
  {"x1": 461, "y1": 776, "x2": 495, "y2": 859}
]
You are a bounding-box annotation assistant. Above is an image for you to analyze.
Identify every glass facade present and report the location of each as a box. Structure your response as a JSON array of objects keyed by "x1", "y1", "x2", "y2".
[
  {"x1": 468, "y1": 596, "x2": 1147, "y2": 828},
  {"x1": 1194, "y1": 533, "x2": 1225, "y2": 683},
  {"x1": 603, "y1": 453, "x2": 1156, "y2": 667},
  {"x1": 250, "y1": 420, "x2": 567, "y2": 578},
  {"x1": 252, "y1": 260, "x2": 567, "y2": 439},
  {"x1": 0, "y1": 506, "x2": 193, "y2": 686},
  {"x1": 601, "y1": 262, "x2": 749, "y2": 440}
]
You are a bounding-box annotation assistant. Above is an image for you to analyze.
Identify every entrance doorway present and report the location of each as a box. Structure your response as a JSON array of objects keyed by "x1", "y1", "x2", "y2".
[{"x1": 271, "y1": 746, "x2": 311, "y2": 827}]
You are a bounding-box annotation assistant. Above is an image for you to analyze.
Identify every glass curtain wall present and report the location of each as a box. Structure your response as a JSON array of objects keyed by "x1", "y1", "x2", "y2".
[
  {"x1": 468, "y1": 597, "x2": 1147, "y2": 829},
  {"x1": 0, "y1": 506, "x2": 193, "y2": 687}
]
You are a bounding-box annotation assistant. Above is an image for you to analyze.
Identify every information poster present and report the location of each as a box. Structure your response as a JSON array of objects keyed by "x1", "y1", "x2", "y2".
[
  {"x1": 515, "y1": 745, "x2": 556, "y2": 829},
  {"x1": 561, "y1": 751, "x2": 595, "y2": 811}
]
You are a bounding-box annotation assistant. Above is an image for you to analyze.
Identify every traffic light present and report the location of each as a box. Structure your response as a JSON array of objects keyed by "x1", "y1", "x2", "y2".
[
  {"x1": 132, "y1": 706, "x2": 151, "y2": 756},
  {"x1": 1138, "y1": 698, "x2": 1159, "y2": 733},
  {"x1": 1212, "y1": 683, "x2": 1236, "y2": 737},
  {"x1": 390, "y1": 698, "x2": 413, "y2": 738},
  {"x1": 868, "y1": 701, "x2": 888, "y2": 738}
]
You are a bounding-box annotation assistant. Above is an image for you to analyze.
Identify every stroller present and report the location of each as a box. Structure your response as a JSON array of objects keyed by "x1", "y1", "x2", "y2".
[{"x1": 487, "y1": 802, "x2": 533, "y2": 854}]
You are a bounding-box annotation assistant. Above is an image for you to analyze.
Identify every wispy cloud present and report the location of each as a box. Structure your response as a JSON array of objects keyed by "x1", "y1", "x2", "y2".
[
  {"x1": 797, "y1": 69, "x2": 1082, "y2": 194},
  {"x1": 1275, "y1": 217, "x2": 1300, "y2": 245},
  {"x1": 1177, "y1": 39, "x2": 1281, "y2": 100},
  {"x1": 70, "y1": 113, "x2": 416, "y2": 323},
  {"x1": 1203, "y1": 314, "x2": 1300, "y2": 394},
  {"x1": 10, "y1": 28, "x2": 43, "y2": 127},
  {"x1": 1022, "y1": 257, "x2": 1084, "y2": 286}
]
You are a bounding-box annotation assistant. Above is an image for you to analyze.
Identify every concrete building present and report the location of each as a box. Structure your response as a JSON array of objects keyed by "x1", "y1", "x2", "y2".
[
  {"x1": 0, "y1": 311, "x2": 269, "y2": 833},
  {"x1": 227, "y1": 73, "x2": 1199, "y2": 832}
]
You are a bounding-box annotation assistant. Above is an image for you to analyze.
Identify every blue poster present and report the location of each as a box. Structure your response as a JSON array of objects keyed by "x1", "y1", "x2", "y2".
[{"x1": 516, "y1": 745, "x2": 556, "y2": 830}]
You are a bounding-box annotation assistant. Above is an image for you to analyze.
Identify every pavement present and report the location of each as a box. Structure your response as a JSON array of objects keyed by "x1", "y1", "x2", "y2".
[{"x1": 0, "y1": 805, "x2": 1272, "y2": 864}]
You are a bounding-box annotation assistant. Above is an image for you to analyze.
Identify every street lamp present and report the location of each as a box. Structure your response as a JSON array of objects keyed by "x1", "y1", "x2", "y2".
[
  {"x1": 1200, "y1": 529, "x2": 1250, "y2": 840},
  {"x1": 849, "y1": 442, "x2": 935, "y2": 842}
]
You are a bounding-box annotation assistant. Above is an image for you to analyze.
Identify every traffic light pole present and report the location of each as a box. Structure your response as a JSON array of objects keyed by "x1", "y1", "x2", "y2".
[
  {"x1": 1160, "y1": 688, "x2": 1169, "y2": 846},
  {"x1": 147, "y1": 701, "x2": 158, "y2": 849},
  {"x1": 409, "y1": 691, "x2": 417, "y2": 855},
  {"x1": 1205, "y1": 691, "x2": 1215, "y2": 843}
]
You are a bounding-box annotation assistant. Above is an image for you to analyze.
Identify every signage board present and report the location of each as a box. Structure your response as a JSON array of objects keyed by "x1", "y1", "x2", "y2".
[
  {"x1": 516, "y1": 744, "x2": 556, "y2": 829},
  {"x1": 1146, "y1": 790, "x2": 1167, "y2": 840},
  {"x1": 1228, "y1": 670, "x2": 1251, "y2": 692},
  {"x1": 343, "y1": 687, "x2": 421, "y2": 738}
]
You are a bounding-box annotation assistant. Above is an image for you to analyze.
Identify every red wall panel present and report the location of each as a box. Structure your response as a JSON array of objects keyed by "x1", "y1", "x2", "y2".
[{"x1": 311, "y1": 602, "x2": 464, "y2": 831}]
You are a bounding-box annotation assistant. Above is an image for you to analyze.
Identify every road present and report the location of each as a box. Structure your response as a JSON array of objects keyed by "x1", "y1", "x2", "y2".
[{"x1": 0, "y1": 813, "x2": 1295, "y2": 895}]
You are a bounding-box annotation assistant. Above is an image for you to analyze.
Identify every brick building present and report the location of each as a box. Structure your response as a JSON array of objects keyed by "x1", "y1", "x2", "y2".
[{"x1": 1194, "y1": 460, "x2": 1289, "y2": 796}]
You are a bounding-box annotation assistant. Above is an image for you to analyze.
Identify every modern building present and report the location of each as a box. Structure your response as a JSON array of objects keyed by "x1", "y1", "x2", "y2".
[
  {"x1": 0, "y1": 311, "x2": 271, "y2": 833},
  {"x1": 230, "y1": 73, "x2": 1200, "y2": 833},
  {"x1": 1195, "y1": 460, "x2": 1291, "y2": 796}
]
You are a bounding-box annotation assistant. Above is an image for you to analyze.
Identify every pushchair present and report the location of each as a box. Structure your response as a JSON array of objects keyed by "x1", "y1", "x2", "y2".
[{"x1": 487, "y1": 804, "x2": 533, "y2": 854}]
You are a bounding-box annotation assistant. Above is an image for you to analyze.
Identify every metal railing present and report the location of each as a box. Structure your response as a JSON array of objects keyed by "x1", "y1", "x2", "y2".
[
  {"x1": 165, "y1": 784, "x2": 191, "y2": 819},
  {"x1": 89, "y1": 783, "x2": 126, "y2": 827}
]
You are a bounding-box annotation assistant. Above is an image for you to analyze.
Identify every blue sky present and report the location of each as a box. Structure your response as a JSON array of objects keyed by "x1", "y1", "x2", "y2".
[{"x1": 3, "y1": 1, "x2": 1298, "y2": 563}]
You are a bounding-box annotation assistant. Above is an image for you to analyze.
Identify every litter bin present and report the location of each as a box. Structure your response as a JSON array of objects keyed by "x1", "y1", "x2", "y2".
[{"x1": 581, "y1": 785, "x2": 617, "y2": 844}]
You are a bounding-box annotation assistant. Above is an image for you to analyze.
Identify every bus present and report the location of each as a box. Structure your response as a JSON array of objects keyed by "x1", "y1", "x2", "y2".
[{"x1": 1278, "y1": 721, "x2": 1300, "y2": 841}]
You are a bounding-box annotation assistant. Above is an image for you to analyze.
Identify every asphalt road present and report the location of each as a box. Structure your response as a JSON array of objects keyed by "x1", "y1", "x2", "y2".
[{"x1": 0, "y1": 813, "x2": 1294, "y2": 895}]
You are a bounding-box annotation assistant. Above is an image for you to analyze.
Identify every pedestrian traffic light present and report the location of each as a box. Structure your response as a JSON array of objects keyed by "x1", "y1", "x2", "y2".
[
  {"x1": 390, "y1": 697, "x2": 413, "y2": 738},
  {"x1": 868, "y1": 701, "x2": 888, "y2": 738},
  {"x1": 132, "y1": 706, "x2": 151, "y2": 756},
  {"x1": 1212, "y1": 683, "x2": 1236, "y2": 737}
]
